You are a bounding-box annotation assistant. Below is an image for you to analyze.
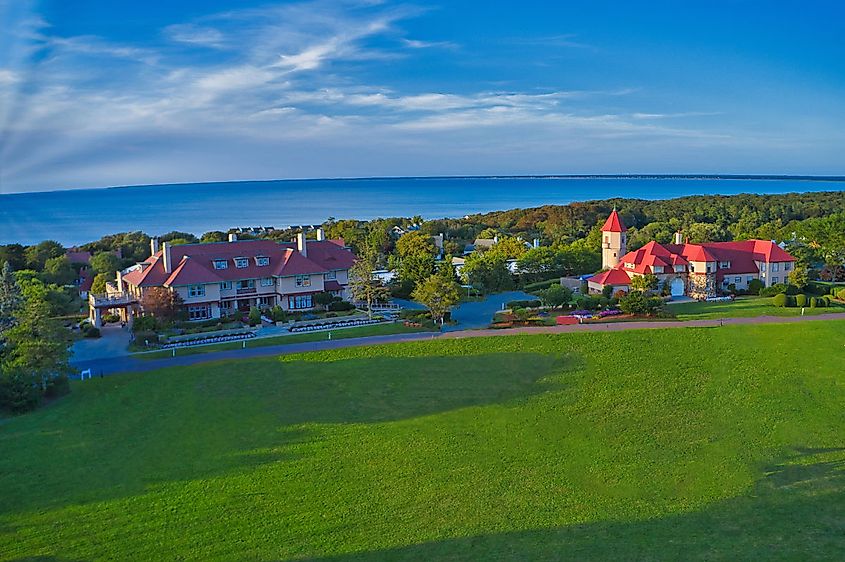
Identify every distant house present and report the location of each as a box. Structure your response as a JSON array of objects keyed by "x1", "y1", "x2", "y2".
[
  {"x1": 587, "y1": 210, "x2": 796, "y2": 298},
  {"x1": 372, "y1": 269, "x2": 396, "y2": 284},
  {"x1": 451, "y1": 256, "x2": 466, "y2": 275},
  {"x1": 473, "y1": 237, "x2": 498, "y2": 251}
]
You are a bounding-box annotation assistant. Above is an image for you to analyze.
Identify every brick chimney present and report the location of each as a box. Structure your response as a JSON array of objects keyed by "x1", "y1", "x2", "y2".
[
  {"x1": 162, "y1": 242, "x2": 173, "y2": 273},
  {"x1": 297, "y1": 232, "x2": 307, "y2": 257},
  {"x1": 674, "y1": 231, "x2": 684, "y2": 245}
]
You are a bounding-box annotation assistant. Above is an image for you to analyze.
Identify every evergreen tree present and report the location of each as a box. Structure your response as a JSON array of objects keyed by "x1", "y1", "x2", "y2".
[{"x1": 0, "y1": 262, "x2": 22, "y2": 333}]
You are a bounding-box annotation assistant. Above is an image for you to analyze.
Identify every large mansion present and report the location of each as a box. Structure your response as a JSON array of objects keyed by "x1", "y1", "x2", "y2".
[
  {"x1": 89, "y1": 229, "x2": 354, "y2": 326},
  {"x1": 588, "y1": 210, "x2": 796, "y2": 299}
]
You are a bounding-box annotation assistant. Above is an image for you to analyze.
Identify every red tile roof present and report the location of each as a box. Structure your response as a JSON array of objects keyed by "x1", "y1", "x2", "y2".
[
  {"x1": 122, "y1": 239, "x2": 354, "y2": 288},
  {"x1": 588, "y1": 268, "x2": 631, "y2": 285},
  {"x1": 601, "y1": 210, "x2": 627, "y2": 232}
]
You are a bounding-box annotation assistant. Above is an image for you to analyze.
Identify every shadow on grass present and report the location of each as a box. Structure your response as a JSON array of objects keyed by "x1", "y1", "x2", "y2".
[
  {"x1": 305, "y1": 447, "x2": 845, "y2": 561},
  {"x1": 0, "y1": 352, "x2": 571, "y2": 518}
]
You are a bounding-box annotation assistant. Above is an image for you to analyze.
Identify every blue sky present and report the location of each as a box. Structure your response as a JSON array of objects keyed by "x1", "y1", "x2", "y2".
[{"x1": 1, "y1": 0, "x2": 844, "y2": 193}]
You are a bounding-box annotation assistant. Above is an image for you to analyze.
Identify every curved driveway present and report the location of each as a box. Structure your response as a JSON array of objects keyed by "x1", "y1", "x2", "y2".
[{"x1": 71, "y1": 313, "x2": 845, "y2": 377}]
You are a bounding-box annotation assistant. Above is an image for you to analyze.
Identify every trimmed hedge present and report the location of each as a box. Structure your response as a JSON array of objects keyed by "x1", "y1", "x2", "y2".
[
  {"x1": 507, "y1": 300, "x2": 542, "y2": 310},
  {"x1": 795, "y1": 294, "x2": 807, "y2": 307},
  {"x1": 772, "y1": 293, "x2": 788, "y2": 307},
  {"x1": 838, "y1": 289, "x2": 845, "y2": 301}
]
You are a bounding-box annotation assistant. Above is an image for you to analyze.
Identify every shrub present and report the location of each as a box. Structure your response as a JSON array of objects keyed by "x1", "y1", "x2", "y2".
[
  {"x1": 786, "y1": 295, "x2": 797, "y2": 307},
  {"x1": 44, "y1": 375, "x2": 70, "y2": 399},
  {"x1": 270, "y1": 305, "x2": 287, "y2": 322},
  {"x1": 507, "y1": 299, "x2": 541, "y2": 309},
  {"x1": 772, "y1": 293, "x2": 788, "y2": 307},
  {"x1": 784, "y1": 284, "x2": 801, "y2": 296},
  {"x1": 132, "y1": 315, "x2": 158, "y2": 332},
  {"x1": 747, "y1": 278, "x2": 765, "y2": 295},
  {"x1": 84, "y1": 326, "x2": 101, "y2": 338},
  {"x1": 837, "y1": 288, "x2": 845, "y2": 301},
  {"x1": 809, "y1": 297, "x2": 818, "y2": 308},
  {"x1": 133, "y1": 330, "x2": 158, "y2": 346},
  {"x1": 618, "y1": 291, "x2": 664, "y2": 316},
  {"x1": 248, "y1": 307, "x2": 262, "y2": 326},
  {"x1": 760, "y1": 283, "x2": 789, "y2": 297},
  {"x1": 818, "y1": 296, "x2": 828, "y2": 307},
  {"x1": 328, "y1": 301, "x2": 355, "y2": 312},
  {"x1": 795, "y1": 294, "x2": 807, "y2": 307}
]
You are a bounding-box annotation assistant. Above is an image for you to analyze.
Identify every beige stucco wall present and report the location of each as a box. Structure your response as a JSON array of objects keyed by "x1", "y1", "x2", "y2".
[{"x1": 601, "y1": 231, "x2": 626, "y2": 269}]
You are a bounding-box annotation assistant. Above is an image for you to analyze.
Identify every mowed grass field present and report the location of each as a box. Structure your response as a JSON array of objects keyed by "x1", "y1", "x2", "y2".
[
  {"x1": 670, "y1": 295, "x2": 845, "y2": 320},
  {"x1": 2, "y1": 321, "x2": 845, "y2": 560}
]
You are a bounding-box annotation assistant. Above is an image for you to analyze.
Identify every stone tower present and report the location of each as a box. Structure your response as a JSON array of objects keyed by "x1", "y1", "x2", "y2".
[{"x1": 601, "y1": 209, "x2": 627, "y2": 269}]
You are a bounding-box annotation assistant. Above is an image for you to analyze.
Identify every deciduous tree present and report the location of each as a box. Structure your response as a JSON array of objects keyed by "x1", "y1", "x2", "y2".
[{"x1": 412, "y1": 274, "x2": 460, "y2": 325}]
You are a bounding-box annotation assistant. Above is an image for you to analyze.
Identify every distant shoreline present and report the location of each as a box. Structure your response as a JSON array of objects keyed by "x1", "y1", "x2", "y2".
[{"x1": 3, "y1": 173, "x2": 845, "y2": 198}]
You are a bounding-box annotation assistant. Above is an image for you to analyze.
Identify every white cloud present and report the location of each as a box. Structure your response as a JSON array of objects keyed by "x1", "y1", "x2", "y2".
[{"x1": 0, "y1": 0, "x2": 757, "y2": 193}]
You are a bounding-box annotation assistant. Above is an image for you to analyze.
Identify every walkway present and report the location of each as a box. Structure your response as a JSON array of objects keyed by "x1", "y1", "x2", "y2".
[
  {"x1": 69, "y1": 312, "x2": 845, "y2": 377},
  {"x1": 70, "y1": 324, "x2": 132, "y2": 362}
]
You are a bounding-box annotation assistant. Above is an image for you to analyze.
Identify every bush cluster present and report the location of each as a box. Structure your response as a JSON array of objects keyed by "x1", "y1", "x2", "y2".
[
  {"x1": 773, "y1": 294, "x2": 831, "y2": 308},
  {"x1": 328, "y1": 301, "x2": 355, "y2": 312},
  {"x1": 507, "y1": 299, "x2": 541, "y2": 309}
]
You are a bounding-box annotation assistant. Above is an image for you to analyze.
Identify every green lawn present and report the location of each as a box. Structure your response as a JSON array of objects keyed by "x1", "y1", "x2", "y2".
[
  {"x1": 669, "y1": 295, "x2": 845, "y2": 320},
  {"x1": 136, "y1": 322, "x2": 434, "y2": 359},
  {"x1": 2, "y1": 322, "x2": 845, "y2": 560}
]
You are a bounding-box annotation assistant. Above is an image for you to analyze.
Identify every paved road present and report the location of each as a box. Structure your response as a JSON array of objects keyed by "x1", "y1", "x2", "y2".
[{"x1": 71, "y1": 313, "x2": 845, "y2": 377}]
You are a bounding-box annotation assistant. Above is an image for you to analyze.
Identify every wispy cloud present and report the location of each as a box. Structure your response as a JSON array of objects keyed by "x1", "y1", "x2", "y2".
[{"x1": 0, "y1": 0, "x2": 746, "y2": 192}]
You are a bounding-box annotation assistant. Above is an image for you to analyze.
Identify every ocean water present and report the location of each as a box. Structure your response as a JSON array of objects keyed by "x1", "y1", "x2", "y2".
[{"x1": 1, "y1": 176, "x2": 843, "y2": 246}]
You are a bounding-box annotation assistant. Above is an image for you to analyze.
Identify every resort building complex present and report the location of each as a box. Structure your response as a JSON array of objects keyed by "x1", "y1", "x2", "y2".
[
  {"x1": 89, "y1": 229, "x2": 354, "y2": 326},
  {"x1": 588, "y1": 210, "x2": 796, "y2": 298}
]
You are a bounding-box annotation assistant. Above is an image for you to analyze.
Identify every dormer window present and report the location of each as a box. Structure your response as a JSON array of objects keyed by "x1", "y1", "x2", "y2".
[
  {"x1": 719, "y1": 261, "x2": 730, "y2": 269},
  {"x1": 255, "y1": 256, "x2": 270, "y2": 267},
  {"x1": 234, "y1": 257, "x2": 249, "y2": 268},
  {"x1": 213, "y1": 259, "x2": 228, "y2": 270}
]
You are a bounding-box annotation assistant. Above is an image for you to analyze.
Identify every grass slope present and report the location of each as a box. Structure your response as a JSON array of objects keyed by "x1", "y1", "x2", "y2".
[
  {"x1": 2, "y1": 322, "x2": 845, "y2": 560},
  {"x1": 670, "y1": 295, "x2": 845, "y2": 320}
]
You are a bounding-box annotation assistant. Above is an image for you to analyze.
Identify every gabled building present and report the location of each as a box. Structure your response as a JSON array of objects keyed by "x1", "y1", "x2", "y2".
[
  {"x1": 90, "y1": 229, "x2": 355, "y2": 326},
  {"x1": 588, "y1": 211, "x2": 796, "y2": 298}
]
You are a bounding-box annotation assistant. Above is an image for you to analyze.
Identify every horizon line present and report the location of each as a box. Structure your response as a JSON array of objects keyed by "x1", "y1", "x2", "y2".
[{"x1": 4, "y1": 173, "x2": 845, "y2": 197}]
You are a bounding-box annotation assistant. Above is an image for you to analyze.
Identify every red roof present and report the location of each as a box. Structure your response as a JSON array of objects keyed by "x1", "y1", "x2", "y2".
[
  {"x1": 122, "y1": 239, "x2": 355, "y2": 288},
  {"x1": 324, "y1": 280, "x2": 344, "y2": 292},
  {"x1": 66, "y1": 250, "x2": 92, "y2": 264},
  {"x1": 588, "y1": 268, "x2": 631, "y2": 285},
  {"x1": 601, "y1": 210, "x2": 627, "y2": 232}
]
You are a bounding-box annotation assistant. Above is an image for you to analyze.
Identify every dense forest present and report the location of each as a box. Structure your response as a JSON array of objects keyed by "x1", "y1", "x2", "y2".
[{"x1": 1, "y1": 191, "x2": 844, "y2": 302}]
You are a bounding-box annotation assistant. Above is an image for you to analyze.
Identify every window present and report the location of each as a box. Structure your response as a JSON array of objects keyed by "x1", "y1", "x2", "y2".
[
  {"x1": 772, "y1": 277, "x2": 779, "y2": 284},
  {"x1": 784, "y1": 262, "x2": 792, "y2": 271},
  {"x1": 604, "y1": 236, "x2": 609, "y2": 244},
  {"x1": 295, "y1": 275, "x2": 311, "y2": 287},
  {"x1": 735, "y1": 277, "x2": 742, "y2": 284},
  {"x1": 237, "y1": 279, "x2": 255, "y2": 289},
  {"x1": 719, "y1": 261, "x2": 730, "y2": 269},
  {"x1": 674, "y1": 265, "x2": 685, "y2": 273},
  {"x1": 747, "y1": 276, "x2": 754, "y2": 283},
  {"x1": 220, "y1": 281, "x2": 233, "y2": 290},
  {"x1": 259, "y1": 296, "x2": 275, "y2": 306},
  {"x1": 234, "y1": 257, "x2": 249, "y2": 268},
  {"x1": 213, "y1": 259, "x2": 228, "y2": 270},
  {"x1": 760, "y1": 263, "x2": 766, "y2": 272},
  {"x1": 289, "y1": 295, "x2": 313, "y2": 309},
  {"x1": 324, "y1": 270, "x2": 337, "y2": 280},
  {"x1": 771, "y1": 263, "x2": 779, "y2": 272},
  {"x1": 653, "y1": 266, "x2": 663, "y2": 273},
  {"x1": 255, "y1": 256, "x2": 270, "y2": 267},
  {"x1": 188, "y1": 285, "x2": 205, "y2": 297},
  {"x1": 261, "y1": 277, "x2": 274, "y2": 287},
  {"x1": 689, "y1": 264, "x2": 695, "y2": 272},
  {"x1": 624, "y1": 262, "x2": 635, "y2": 270},
  {"x1": 188, "y1": 305, "x2": 210, "y2": 320}
]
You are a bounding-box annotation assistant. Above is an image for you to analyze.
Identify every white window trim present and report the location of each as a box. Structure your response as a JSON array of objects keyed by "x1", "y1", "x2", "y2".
[
  {"x1": 213, "y1": 260, "x2": 228, "y2": 270},
  {"x1": 234, "y1": 257, "x2": 249, "y2": 269},
  {"x1": 261, "y1": 277, "x2": 274, "y2": 287},
  {"x1": 188, "y1": 284, "x2": 206, "y2": 298}
]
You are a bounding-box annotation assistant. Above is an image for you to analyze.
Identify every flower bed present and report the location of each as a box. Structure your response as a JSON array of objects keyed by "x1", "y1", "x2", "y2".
[
  {"x1": 289, "y1": 318, "x2": 384, "y2": 333},
  {"x1": 162, "y1": 331, "x2": 255, "y2": 349}
]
